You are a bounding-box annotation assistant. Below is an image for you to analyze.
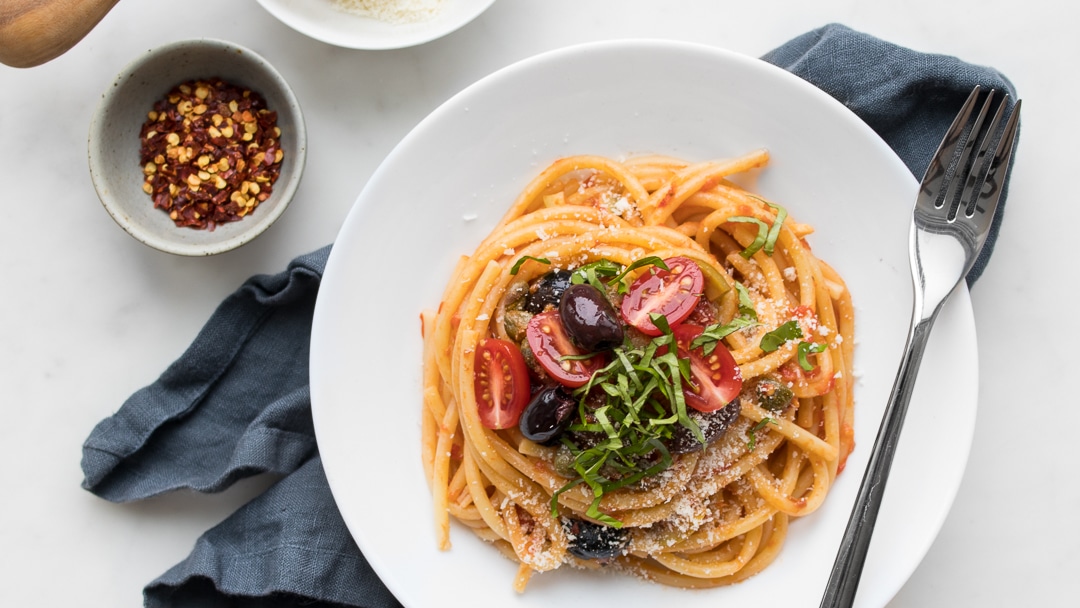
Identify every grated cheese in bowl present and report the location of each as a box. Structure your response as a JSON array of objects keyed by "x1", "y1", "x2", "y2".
[{"x1": 332, "y1": 0, "x2": 444, "y2": 24}]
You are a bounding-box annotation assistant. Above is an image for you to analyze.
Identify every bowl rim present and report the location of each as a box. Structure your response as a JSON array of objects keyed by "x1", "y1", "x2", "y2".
[
  {"x1": 87, "y1": 38, "x2": 307, "y2": 256},
  {"x1": 255, "y1": 0, "x2": 498, "y2": 50}
]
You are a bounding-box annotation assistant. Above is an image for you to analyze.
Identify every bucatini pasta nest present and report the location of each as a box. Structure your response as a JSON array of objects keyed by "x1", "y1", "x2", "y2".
[{"x1": 421, "y1": 151, "x2": 855, "y2": 591}]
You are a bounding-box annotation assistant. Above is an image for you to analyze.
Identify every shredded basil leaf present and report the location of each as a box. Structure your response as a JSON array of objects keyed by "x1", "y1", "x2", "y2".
[
  {"x1": 691, "y1": 281, "x2": 762, "y2": 354},
  {"x1": 568, "y1": 257, "x2": 668, "y2": 296},
  {"x1": 729, "y1": 201, "x2": 788, "y2": 258},
  {"x1": 764, "y1": 203, "x2": 787, "y2": 255},
  {"x1": 727, "y1": 217, "x2": 769, "y2": 258},
  {"x1": 797, "y1": 341, "x2": 829, "y2": 371},
  {"x1": 586, "y1": 499, "x2": 623, "y2": 527},
  {"x1": 571, "y1": 259, "x2": 622, "y2": 292},
  {"x1": 734, "y1": 282, "x2": 757, "y2": 320},
  {"x1": 549, "y1": 312, "x2": 706, "y2": 525},
  {"x1": 649, "y1": 311, "x2": 673, "y2": 335},
  {"x1": 759, "y1": 320, "x2": 802, "y2": 353},
  {"x1": 614, "y1": 256, "x2": 668, "y2": 281},
  {"x1": 610, "y1": 256, "x2": 670, "y2": 294},
  {"x1": 559, "y1": 352, "x2": 602, "y2": 362},
  {"x1": 747, "y1": 417, "x2": 778, "y2": 451},
  {"x1": 509, "y1": 255, "x2": 550, "y2": 275},
  {"x1": 690, "y1": 316, "x2": 759, "y2": 355},
  {"x1": 571, "y1": 259, "x2": 621, "y2": 281}
]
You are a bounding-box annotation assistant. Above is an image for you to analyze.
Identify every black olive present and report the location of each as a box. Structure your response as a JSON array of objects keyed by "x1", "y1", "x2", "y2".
[
  {"x1": 519, "y1": 386, "x2": 577, "y2": 444},
  {"x1": 558, "y1": 283, "x2": 624, "y2": 352},
  {"x1": 666, "y1": 398, "x2": 741, "y2": 455},
  {"x1": 564, "y1": 518, "x2": 628, "y2": 561},
  {"x1": 522, "y1": 270, "x2": 572, "y2": 313}
]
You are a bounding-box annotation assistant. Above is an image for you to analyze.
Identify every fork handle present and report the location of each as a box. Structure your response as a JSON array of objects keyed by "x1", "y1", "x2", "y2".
[{"x1": 819, "y1": 302, "x2": 943, "y2": 608}]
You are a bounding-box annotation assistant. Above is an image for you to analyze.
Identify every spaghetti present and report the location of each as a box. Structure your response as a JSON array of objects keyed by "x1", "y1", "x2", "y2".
[{"x1": 421, "y1": 151, "x2": 855, "y2": 591}]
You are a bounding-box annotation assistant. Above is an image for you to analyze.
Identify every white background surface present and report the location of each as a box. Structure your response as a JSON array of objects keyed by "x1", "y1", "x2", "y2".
[{"x1": 0, "y1": 1, "x2": 1074, "y2": 606}]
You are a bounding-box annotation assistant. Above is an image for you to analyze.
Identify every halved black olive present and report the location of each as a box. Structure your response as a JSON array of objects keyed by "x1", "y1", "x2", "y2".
[
  {"x1": 564, "y1": 518, "x2": 628, "y2": 560},
  {"x1": 558, "y1": 283, "x2": 624, "y2": 352},
  {"x1": 522, "y1": 269, "x2": 572, "y2": 313},
  {"x1": 666, "y1": 398, "x2": 741, "y2": 455},
  {"x1": 519, "y1": 386, "x2": 577, "y2": 444}
]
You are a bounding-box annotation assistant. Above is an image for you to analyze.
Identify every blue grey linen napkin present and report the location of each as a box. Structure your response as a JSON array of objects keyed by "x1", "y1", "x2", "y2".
[{"x1": 81, "y1": 23, "x2": 1018, "y2": 608}]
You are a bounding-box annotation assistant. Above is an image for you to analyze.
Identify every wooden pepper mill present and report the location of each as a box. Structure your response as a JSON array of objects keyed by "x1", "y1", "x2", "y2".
[{"x1": 0, "y1": 0, "x2": 121, "y2": 68}]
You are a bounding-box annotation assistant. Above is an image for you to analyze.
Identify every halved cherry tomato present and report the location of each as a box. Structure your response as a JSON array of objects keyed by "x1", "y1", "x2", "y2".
[
  {"x1": 672, "y1": 324, "x2": 743, "y2": 412},
  {"x1": 525, "y1": 311, "x2": 606, "y2": 388},
  {"x1": 620, "y1": 256, "x2": 704, "y2": 336},
  {"x1": 474, "y1": 339, "x2": 531, "y2": 429}
]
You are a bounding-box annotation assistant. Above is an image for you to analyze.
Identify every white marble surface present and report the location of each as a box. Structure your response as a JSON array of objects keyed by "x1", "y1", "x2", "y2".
[{"x1": 0, "y1": 1, "x2": 1075, "y2": 606}]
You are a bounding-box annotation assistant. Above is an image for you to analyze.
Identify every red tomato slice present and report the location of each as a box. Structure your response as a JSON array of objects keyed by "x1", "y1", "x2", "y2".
[
  {"x1": 474, "y1": 339, "x2": 531, "y2": 429},
  {"x1": 672, "y1": 324, "x2": 743, "y2": 412},
  {"x1": 525, "y1": 311, "x2": 606, "y2": 388},
  {"x1": 620, "y1": 256, "x2": 704, "y2": 336}
]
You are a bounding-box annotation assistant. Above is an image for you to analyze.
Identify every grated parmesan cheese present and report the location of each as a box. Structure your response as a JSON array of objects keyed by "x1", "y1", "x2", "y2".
[
  {"x1": 332, "y1": 0, "x2": 443, "y2": 24},
  {"x1": 609, "y1": 195, "x2": 634, "y2": 218}
]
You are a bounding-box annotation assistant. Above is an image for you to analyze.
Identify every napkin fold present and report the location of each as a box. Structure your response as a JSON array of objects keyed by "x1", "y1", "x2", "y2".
[{"x1": 81, "y1": 23, "x2": 1018, "y2": 608}]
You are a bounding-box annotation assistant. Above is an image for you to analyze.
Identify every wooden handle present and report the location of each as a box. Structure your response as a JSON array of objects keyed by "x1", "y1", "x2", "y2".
[{"x1": 0, "y1": 0, "x2": 121, "y2": 68}]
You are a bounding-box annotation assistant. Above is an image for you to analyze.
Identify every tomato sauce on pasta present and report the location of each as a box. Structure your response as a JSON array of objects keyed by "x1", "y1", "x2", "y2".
[{"x1": 420, "y1": 151, "x2": 855, "y2": 591}]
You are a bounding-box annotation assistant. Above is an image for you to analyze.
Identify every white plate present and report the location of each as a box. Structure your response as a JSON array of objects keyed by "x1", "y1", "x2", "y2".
[
  {"x1": 255, "y1": 0, "x2": 495, "y2": 50},
  {"x1": 311, "y1": 40, "x2": 977, "y2": 608}
]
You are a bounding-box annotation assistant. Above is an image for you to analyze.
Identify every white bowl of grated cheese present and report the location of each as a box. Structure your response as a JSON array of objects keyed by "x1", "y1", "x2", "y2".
[{"x1": 256, "y1": 0, "x2": 495, "y2": 50}]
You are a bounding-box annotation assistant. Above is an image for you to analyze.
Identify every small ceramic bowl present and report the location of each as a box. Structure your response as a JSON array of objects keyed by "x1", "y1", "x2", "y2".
[
  {"x1": 88, "y1": 39, "x2": 306, "y2": 256},
  {"x1": 255, "y1": 0, "x2": 496, "y2": 50}
]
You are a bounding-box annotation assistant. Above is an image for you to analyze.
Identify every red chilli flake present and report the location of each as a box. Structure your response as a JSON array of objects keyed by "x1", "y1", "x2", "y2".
[{"x1": 138, "y1": 78, "x2": 284, "y2": 230}]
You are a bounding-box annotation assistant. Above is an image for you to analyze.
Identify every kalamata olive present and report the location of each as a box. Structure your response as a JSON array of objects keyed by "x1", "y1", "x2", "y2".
[
  {"x1": 564, "y1": 518, "x2": 629, "y2": 560},
  {"x1": 522, "y1": 269, "x2": 572, "y2": 313},
  {"x1": 667, "y1": 398, "x2": 741, "y2": 455},
  {"x1": 519, "y1": 386, "x2": 577, "y2": 444},
  {"x1": 750, "y1": 376, "x2": 794, "y2": 412},
  {"x1": 558, "y1": 283, "x2": 624, "y2": 351}
]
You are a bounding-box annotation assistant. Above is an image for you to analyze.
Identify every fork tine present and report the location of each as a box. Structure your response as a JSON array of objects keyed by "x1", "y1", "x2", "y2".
[
  {"x1": 941, "y1": 89, "x2": 996, "y2": 216},
  {"x1": 957, "y1": 93, "x2": 1010, "y2": 218},
  {"x1": 971, "y1": 98, "x2": 1021, "y2": 219},
  {"x1": 920, "y1": 86, "x2": 982, "y2": 206}
]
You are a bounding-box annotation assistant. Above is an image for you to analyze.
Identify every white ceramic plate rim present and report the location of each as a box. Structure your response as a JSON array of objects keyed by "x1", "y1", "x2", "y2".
[
  {"x1": 311, "y1": 39, "x2": 977, "y2": 608},
  {"x1": 255, "y1": 0, "x2": 496, "y2": 50}
]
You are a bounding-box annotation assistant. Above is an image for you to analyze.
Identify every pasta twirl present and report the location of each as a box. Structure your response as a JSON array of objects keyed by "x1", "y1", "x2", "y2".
[{"x1": 421, "y1": 152, "x2": 855, "y2": 591}]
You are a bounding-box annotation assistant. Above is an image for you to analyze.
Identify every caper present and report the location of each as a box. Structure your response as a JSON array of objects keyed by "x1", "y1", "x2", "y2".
[
  {"x1": 518, "y1": 340, "x2": 545, "y2": 378},
  {"x1": 503, "y1": 279, "x2": 529, "y2": 309},
  {"x1": 751, "y1": 376, "x2": 794, "y2": 412},
  {"x1": 503, "y1": 309, "x2": 533, "y2": 342},
  {"x1": 553, "y1": 444, "x2": 576, "y2": 478}
]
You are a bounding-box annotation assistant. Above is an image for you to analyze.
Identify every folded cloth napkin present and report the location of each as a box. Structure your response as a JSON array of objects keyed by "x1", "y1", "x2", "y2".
[{"x1": 81, "y1": 23, "x2": 1018, "y2": 608}]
